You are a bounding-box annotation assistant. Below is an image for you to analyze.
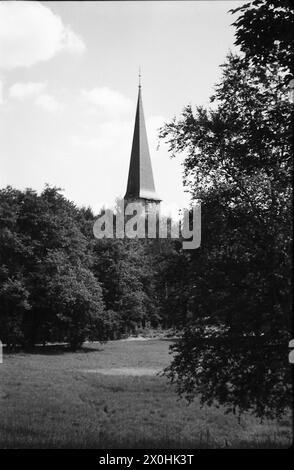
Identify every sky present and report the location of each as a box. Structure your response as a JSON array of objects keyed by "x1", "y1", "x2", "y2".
[{"x1": 0, "y1": 0, "x2": 243, "y2": 217}]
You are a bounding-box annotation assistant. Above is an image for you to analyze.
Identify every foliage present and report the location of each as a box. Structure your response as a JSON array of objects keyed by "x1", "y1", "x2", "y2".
[
  {"x1": 0, "y1": 186, "x2": 107, "y2": 348},
  {"x1": 0, "y1": 277, "x2": 30, "y2": 347},
  {"x1": 0, "y1": 186, "x2": 177, "y2": 347},
  {"x1": 44, "y1": 251, "x2": 105, "y2": 350},
  {"x1": 92, "y1": 237, "x2": 164, "y2": 334},
  {"x1": 230, "y1": 0, "x2": 294, "y2": 81},
  {"x1": 159, "y1": 8, "x2": 292, "y2": 417}
]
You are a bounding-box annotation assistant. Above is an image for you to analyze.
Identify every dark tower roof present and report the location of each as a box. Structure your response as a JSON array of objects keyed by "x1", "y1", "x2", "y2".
[{"x1": 125, "y1": 82, "x2": 161, "y2": 202}]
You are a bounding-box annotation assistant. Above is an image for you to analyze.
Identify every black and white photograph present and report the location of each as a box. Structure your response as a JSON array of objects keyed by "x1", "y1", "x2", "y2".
[{"x1": 0, "y1": 0, "x2": 293, "y2": 451}]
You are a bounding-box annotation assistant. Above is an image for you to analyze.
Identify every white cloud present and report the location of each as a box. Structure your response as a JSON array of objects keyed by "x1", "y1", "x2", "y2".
[
  {"x1": 0, "y1": 1, "x2": 85, "y2": 69},
  {"x1": 81, "y1": 87, "x2": 133, "y2": 119},
  {"x1": 35, "y1": 93, "x2": 64, "y2": 112},
  {"x1": 8, "y1": 81, "x2": 63, "y2": 112},
  {"x1": 9, "y1": 82, "x2": 46, "y2": 100},
  {"x1": 70, "y1": 120, "x2": 133, "y2": 152}
]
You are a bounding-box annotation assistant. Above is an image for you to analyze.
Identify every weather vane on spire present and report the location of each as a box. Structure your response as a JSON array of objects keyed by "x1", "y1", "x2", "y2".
[{"x1": 139, "y1": 66, "x2": 141, "y2": 88}]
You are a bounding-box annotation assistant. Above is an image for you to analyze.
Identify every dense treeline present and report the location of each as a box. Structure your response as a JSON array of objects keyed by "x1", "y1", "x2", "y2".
[{"x1": 0, "y1": 186, "x2": 183, "y2": 349}]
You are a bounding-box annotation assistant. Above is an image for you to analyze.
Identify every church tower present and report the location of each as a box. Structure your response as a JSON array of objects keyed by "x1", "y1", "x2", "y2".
[{"x1": 124, "y1": 75, "x2": 161, "y2": 213}]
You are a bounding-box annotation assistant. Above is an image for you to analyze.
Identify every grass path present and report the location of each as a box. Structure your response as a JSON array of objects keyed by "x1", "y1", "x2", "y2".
[{"x1": 0, "y1": 340, "x2": 291, "y2": 448}]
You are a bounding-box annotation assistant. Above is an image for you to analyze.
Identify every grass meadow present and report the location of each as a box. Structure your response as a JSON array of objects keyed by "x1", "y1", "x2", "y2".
[{"x1": 0, "y1": 339, "x2": 292, "y2": 449}]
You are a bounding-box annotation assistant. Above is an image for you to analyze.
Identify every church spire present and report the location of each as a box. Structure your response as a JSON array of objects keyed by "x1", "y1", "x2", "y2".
[{"x1": 124, "y1": 78, "x2": 161, "y2": 203}]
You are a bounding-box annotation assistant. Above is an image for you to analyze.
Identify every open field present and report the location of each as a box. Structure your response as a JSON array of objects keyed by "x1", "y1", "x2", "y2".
[{"x1": 0, "y1": 339, "x2": 292, "y2": 449}]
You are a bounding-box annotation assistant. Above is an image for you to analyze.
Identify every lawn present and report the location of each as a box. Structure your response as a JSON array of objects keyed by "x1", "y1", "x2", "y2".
[{"x1": 0, "y1": 339, "x2": 292, "y2": 449}]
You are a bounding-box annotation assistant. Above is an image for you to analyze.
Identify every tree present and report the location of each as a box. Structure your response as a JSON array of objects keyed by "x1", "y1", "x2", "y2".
[
  {"x1": 44, "y1": 250, "x2": 106, "y2": 350},
  {"x1": 159, "y1": 48, "x2": 292, "y2": 417},
  {"x1": 93, "y1": 237, "x2": 161, "y2": 334}
]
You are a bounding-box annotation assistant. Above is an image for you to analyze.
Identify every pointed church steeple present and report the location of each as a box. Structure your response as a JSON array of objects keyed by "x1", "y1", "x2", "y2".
[{"x1": 124, "y1": 76, "x2": 161, "y2": 203}]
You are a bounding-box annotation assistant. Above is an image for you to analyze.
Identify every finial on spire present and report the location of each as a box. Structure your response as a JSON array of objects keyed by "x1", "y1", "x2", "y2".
[{"x1": 138, "y1": 66, "x2": 141, "y2": 89}]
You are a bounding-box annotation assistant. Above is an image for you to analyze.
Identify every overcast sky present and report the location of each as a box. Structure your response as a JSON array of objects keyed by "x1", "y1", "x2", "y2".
[{"x1": 0, "y1": 1, "x2": 243, "y2": 216}]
